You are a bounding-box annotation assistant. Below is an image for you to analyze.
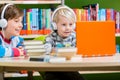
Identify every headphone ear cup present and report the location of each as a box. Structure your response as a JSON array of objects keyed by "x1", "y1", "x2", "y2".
[
  {"x1": 72, "y1": 23, "x2": 76, "y2": 30},
  {"x1": 52, "y1": 22, "x2": 57, "y2": 30},
  {"x1": 0, "y1": 18, "x2": 7, "y2": 28}
]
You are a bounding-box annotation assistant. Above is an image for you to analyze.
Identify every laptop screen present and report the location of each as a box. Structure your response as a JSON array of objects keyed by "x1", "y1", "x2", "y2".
[{"x1": 76, "y1": 21, "x2": 116, "y2": 57}]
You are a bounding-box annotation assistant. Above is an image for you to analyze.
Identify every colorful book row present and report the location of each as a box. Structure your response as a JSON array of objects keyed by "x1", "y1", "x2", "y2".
[
  {"x1": 20, "y1": 29, "x2": 51, "y2": 35},
  {"x1": 21, "y1": 8, "x2": 52, "y2": 35},
  {"x1": 74, "y1": 3, "x2": 115, "y2": 21}
]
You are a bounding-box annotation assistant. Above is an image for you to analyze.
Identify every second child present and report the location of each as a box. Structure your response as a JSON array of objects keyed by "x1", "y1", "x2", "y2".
[{"x1": 44, "y1": 5, "x2": 85, "y2": 80}]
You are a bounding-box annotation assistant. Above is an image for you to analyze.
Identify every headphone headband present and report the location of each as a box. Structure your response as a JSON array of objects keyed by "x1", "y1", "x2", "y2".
[
  {"x1": 51, "y1": 5, "x2": 76, "y2": 22},
  {"x1": 1, "y1": 3, "x2": 13, "y2": 19},
  {"x1": 0, "y1": 3, "x2": 13, "y2": 28}
]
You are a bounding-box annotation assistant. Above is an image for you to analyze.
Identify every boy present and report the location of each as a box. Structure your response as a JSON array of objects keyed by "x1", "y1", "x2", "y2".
[
  {"x1": 0, "y1": 3, "x2": 25, "y2": 57},
  {"x1": 44, "y1": 5, "x2": 85, "y2": 80}
]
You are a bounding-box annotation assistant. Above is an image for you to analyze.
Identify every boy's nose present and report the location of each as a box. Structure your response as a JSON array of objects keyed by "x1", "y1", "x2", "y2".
[
  {"x1": 19, "y1": 23, "x2": 23, "y2": 28},
  {"x1": 66, "y1": 25, "x2": 70, "y2": 29}
]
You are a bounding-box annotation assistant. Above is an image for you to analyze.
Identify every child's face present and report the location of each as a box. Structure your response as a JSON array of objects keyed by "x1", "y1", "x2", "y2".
[
  {"x1": 4, "y1": 16, "x2": 23, "y2": 39},
  {"x1": 57, "y1": 15, "x2": 74, "y2": 38}
]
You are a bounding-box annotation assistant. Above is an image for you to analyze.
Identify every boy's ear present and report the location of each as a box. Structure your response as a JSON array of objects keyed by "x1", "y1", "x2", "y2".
[
  {"x1": 52, "y1": 22, "x2": 76, "y2": 30},
  {"x1": 0, "y1": 3, "x2": 13, "y2": 28},
  {"x1": 72, "y1": 23, "x2": 76, "y2": 30},
  {"x1": 52, "y1": 22, "x2": 57, "y2": 31},
  {"x1": 0, "y1": 19, "x2": 7, "y2": 28}
]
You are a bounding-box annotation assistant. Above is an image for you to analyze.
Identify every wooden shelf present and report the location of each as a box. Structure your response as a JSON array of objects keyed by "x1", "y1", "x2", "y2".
[
  {"x1": 5, "y1": 71, "x2": 40, "y2": 78},
  {"x1": 0, "y1": 0, "x2": 61, "y2": 4},
  {"x1": 115, "y1": 33, "x2": 120, "y2": 37}
]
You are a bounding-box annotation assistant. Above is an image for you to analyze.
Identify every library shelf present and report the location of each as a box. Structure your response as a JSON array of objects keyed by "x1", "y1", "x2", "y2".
[{"x1": 0, "y1": 0, "x2": 62, "y2": 4}]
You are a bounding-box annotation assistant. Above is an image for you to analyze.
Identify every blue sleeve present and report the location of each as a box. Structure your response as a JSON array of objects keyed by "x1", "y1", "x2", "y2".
[
  {"x1": 16, "y1": 37, "x2": 27, "y2": 56},
  {"x1": 0, "y1": 38, "x2": 14, "y2": 57},
  {"x1": 0, "y1": 39, "x2": 6, "y2": 57},
  {"x1": 0, "y1": 46, "x2": 5, "y2": 57},
  {"x1": 16, "y1": 37, "x2": 24, "y2": 47}
]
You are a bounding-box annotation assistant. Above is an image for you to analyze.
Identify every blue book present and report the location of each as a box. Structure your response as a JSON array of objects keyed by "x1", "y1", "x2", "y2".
[
  {"x1": 45, "y1": 9, "x2": 51, "y2": 29},
  {"x1": 100, "y1": 9, "x2": 106, "y2": 21},
  {"x1": 23, "y1": 9, "x2": 27, "y2": 30},
  {"x1": 38, "y1": 9, "x2": 42, "y2": 30},
  {"x1": 31, "y1": 8, "x2": 36, "y2": 30},
  {"x1": 36, "y1": 8, "x2": 39, "y2": 30},
  {"x1": 42, "y1": 9, "x2": 46, "y2": 29}
]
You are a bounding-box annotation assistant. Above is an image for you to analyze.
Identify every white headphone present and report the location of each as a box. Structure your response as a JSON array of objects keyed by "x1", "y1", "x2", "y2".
[
  {"x1": 0, "y1": 3, "x2": 13, "y2": 28},
  {"x1": 51, "y1": 5, "x2": 76, "y2": 30}
]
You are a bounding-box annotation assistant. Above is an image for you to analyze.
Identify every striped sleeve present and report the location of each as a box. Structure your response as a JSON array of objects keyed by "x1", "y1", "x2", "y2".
[
  {"x1": 71, "y1": 32, "x2": 76, "y2": 47},
  {"x1": 44, "y1": 35, "x2": 53, "y2": 54},
  {"x1": 0, "y1": 38, "x2": 14, "y2": 57}
]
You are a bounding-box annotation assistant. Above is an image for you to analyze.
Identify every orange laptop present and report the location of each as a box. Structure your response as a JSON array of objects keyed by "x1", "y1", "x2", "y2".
[{"x1": 76, "y1": 21, "x2": 116, "y2": 57}]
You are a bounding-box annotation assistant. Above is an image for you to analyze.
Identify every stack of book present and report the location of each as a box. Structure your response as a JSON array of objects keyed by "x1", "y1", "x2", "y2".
[
  {"x1": 55, "y1": 47, "x2": 77, "y2": 60},
  {"x1": 24, "y1": 40, "x2": 46, "y2": 56}
]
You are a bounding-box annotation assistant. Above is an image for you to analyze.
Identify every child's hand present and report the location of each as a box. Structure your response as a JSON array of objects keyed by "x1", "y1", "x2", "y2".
[
  {"x1": 17, "y1": 46, "x2": 25, "y2": 56},
  {"x1": 51, "y1": 48, "x2": 58, "y2": 56}
]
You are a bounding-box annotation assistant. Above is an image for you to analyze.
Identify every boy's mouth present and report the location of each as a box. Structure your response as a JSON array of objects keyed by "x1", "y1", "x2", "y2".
[
  {"x1": 15, "y1": 28, "x2": 21, "y2": 32},
  {"x1": 64, "y1": 31, "x2": 70, "y2": 34}
]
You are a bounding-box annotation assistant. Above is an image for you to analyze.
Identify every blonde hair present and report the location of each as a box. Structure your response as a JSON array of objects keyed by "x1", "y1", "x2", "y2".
[{"x1": 52, "y1": 5, "x2": 76, "y2": 23}]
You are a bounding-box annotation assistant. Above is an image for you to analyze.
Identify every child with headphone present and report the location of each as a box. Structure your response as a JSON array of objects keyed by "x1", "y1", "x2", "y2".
[
  {"x1": 0, "y1": 3, "x2": 26, "y2": 57},
  {"x1": 44, "y1": 5, "x2": 85, "y2": 80}
]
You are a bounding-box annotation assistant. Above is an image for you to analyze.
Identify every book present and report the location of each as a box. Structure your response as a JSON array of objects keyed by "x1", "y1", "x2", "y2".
[
  {"x1": 49, "y1": 57, "x2": 66, "y2": 63},
  {"x1": 99, "y1": 9, "x2": 106, "y2": 21},
  {"x1": 26, "y1": 48, "x2": 46, "y2": 53},
  {"x1": 57, "y1": 47, "x2": 77, "y2": 53},
  {"x1": 25, "y1": 44, "x2": 45, "y2": 49},
  {"x1": 89, "y1": 3, "x2": 99, "y2": 21},
  {"x1": 70, "y1": 55, "x2": 82, "y2": 62},
  {"x1": 55, "y1": 47, "x2": 77, "y2": 60},
  {"x1": 24, "y1": 40, "x2": 43, "y2": 45},
  {"x1": 82, "y1": 3, "x2": 99, "y2": 21},
  {"x1": 27, "y1": 49, "x2": 46, "y2": 56}
]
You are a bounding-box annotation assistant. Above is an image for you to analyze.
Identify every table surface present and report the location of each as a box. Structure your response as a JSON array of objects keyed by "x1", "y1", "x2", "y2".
[{"x1": 0, "y1": 54, "x2": 120, "y2": 72}]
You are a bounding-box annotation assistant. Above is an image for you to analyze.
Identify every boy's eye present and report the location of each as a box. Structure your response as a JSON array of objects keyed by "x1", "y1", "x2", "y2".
[
  {"x1": 14, "y1": 19, "x2": 19, "y2": 22},
  {"x1": 15, "y1": 21, "x2": 18, "y2": 22},
  {"x1": 69, "y1": 23, "x2": 73, "y2": 26},
  {"x1": 62, "y1": 24, "x2": 66, "y2": 26}
]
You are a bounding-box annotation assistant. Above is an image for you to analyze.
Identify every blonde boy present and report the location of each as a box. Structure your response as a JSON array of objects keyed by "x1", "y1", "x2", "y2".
[{"x1": 44, "y1": 5, "x2": 85, "y2": 80}]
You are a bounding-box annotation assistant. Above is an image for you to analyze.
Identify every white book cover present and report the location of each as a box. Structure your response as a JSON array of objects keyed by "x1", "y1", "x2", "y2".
[
  {"x1": 27, "y1": 49, "x2": 46, "y2": 53},
  {"x1": 57, "y1": 47, "x2": 77, "y2": 53},
  {"x1": 25, "y1": 44, "x2": 45, "y2": 49},
  {"x1": 49, "y1": 57, "x2": 66, "y2": 63},
  {"x1": 55, "y1": 47, "x2": 77, "y2": 60},
  {"x1": 24, "y1": 40, "x2": 43, "y2": 45}
]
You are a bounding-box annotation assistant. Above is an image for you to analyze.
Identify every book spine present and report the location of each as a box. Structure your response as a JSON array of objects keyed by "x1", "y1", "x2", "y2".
[
  {"x1": 23, "y1": 9, "x2": 27, "y2": 30},
  {"x1": 100, "y1": 9, "x2": 106, "y2": 21},
  {"x1": 39, "y1": 9, "x2": 42, "y2": 30},
  {"x1": 26, "y1": 9, "x2": 32, "y2": 35}
]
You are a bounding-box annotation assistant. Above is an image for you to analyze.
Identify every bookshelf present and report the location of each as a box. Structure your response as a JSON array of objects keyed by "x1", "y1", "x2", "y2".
[
  {"x1": 0, "y1": 0, "x2": 62, "y2": 4},
  {"x1": 73, "y1": 2, "x2": 119, "y2": 55},
  {"x1": 66, "y1": 0, "x2": 120, "y2": 36},
  {"x1": 0, "y1": 0, "x2": 64, "y2": 39},
  {"x1": 65, "y1": 0, "x2": 120, "y2": 11}
]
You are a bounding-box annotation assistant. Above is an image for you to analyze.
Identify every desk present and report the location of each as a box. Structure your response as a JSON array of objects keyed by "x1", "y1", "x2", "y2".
[{"x1": 0, "y1": 55, "x2": 120, "y2": 80}]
